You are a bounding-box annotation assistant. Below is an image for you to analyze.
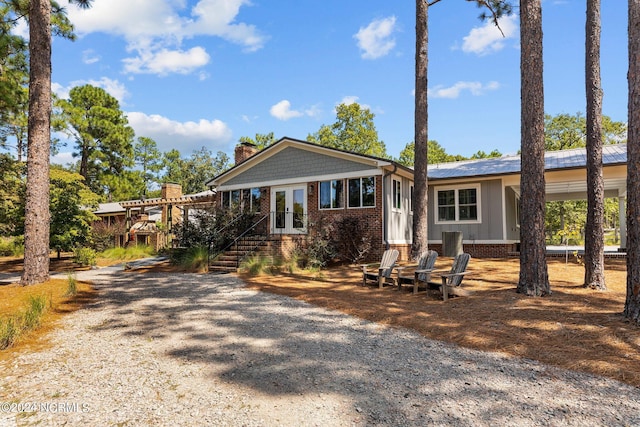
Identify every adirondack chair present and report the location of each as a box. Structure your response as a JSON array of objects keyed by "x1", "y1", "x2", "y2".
[
  {"x1": 431, "y1": 253, "x2": 471, "y2": 301},
  {"x1": 396, "y1": 250, "x2": 438, "y2": 294},
  {"x1": 361, "y1": 249, "x2": 399, "y2": 288}
]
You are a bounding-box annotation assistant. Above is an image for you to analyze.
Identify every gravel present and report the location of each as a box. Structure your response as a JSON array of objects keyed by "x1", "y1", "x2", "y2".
[{"x1": 1, "y1": 262, "x2": 639, "y2": 426}]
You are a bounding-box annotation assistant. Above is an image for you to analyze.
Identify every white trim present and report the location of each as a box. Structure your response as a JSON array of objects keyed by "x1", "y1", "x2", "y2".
[
  {"x1": 434, "y1": 183, "x2": 482, "y2": 225},
  {"x1": 386, "y1": 239, "x2": 412, "y2": 244},
  {"x1": 216, "y1": 169, "x2": 382, "y2": 192},
  {"x1": 392, "y1": 177, "x2": 402, "y2": 212},
  {"x1": 346, "y1": 176, "x2": 377, "y2": 209},
  {"x1": 501, "y1": 179, "x2": 507, "y2": 240},
  {"x1": 318, "y1": 179, "x2": 345, "y2": 210},
  {"x1": 270, "y1": 185, "x2": 307, "y2": 234}
]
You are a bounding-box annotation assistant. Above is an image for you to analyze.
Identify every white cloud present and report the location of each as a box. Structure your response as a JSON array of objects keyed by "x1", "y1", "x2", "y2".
[
  {"x1": 428, "y1": 81, "x2": 500, "y2": 99},
  {"x1": 52, "y1": 77, "x2": 130, "y2": 104},
  {"x1": 82, "y1": 49, "x2": 100, "y2": 64},
  {"x1": 50, "y1": 151, "x2": 75, "y2": 167},
  {"x1": 62, "y1": 0, "x2": 266, "y2": 76},
  {"x1": 270, "y1": 100, "x2": 304, "y2": 121},
  {"x1": 338, "y1": 95, "x2": 372, "y2": 111},
  {"x1": 122, "y1": 46, "x2": 210, "y2": 75},
  {"x1": 126, "y1": 111, "x2": 233, "y2": 153},
  {"x1": 461, "y1": 15, "x2": 518, "y2": 56},
  {"x1": 354, "y1": 16, "x2": 397, "y2": 60}
]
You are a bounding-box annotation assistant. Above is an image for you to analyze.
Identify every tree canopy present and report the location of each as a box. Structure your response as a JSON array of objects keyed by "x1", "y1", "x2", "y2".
[
  {"x1": 56, "y1": 84, "x2": 135, "y2": 196},
  {"x1": 307, "y1": 103, "x2": 387, "y2": 158}
]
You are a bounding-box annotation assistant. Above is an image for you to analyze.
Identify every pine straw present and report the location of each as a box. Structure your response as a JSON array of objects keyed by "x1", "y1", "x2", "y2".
[
  {"x1": 0, "y1": 278, "x2": 97, "y2": 360},
  {"x1": 242, "y1": 257, "x2": 640, "y2": 388}
]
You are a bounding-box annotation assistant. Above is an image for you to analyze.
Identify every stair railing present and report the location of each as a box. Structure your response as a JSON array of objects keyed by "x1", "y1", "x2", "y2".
[{"x1": 208, "y1": 213, "x2": 269, "y2": 268}]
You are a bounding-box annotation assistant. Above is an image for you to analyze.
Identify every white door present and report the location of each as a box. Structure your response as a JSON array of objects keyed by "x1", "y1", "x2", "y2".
[{"x1": 271, "y1": 185, "x2": 307, "y2": 234}]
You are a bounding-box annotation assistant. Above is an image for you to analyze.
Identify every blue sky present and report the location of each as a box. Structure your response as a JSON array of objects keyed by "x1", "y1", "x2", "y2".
[{"x1": 43, "y1": 0, "x2": 628, "y2": 165}]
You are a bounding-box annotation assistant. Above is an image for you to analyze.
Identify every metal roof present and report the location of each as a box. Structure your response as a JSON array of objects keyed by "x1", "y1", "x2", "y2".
[{"x1": 427, "y1": 144, "x2": 627, "y2": 180}]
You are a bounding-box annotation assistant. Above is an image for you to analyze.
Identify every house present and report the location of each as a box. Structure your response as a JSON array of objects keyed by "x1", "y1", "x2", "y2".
[
  {"x1": 206, "y1": 138, "x2": 415, "y2": 260},
  {"x1": 94, "y1": 183, "x2": 216, "y2": 250},
  {"x1": 426, "y1": 143, "x2": 626, "y2": 257},
  {"x1": 206, "y1": 138, "x2": 628, "y2": 261}
]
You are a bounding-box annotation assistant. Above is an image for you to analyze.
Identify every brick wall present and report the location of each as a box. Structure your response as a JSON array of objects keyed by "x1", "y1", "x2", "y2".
[{"x1": 428, "y1": 243, "x2": 518, "y2": 259}]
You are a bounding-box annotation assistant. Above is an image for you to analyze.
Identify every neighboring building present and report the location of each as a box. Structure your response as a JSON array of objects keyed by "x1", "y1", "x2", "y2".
[
  {"x1": 94, "y1": 183, "x2": 216, "y2": 250},
  {"x1": 206, "y1": 138, "x2": 628, "y2": 260}
]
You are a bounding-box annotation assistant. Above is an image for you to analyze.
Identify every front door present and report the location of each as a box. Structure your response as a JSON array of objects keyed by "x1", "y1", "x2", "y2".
[{"x1": 271, "y1": 185, "x2": 307, "y2": 234}]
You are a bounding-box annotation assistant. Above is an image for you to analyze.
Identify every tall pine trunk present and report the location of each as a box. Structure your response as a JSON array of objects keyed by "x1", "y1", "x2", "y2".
[
  {"x1": 518, "y1": 0, "x2": 550, "y2": 296},
  {"x1": 584, "y1": 0, "x2": 606, "y2": 290},
  {"x1": 625, "y1": 0, "x2": 640, "y2": 323},
  {"x1": 412, "y1": 0, "x2": 429, "y2": 260},
  {"x1": 21, "y1": 0, "x2": 51, "y2": 285}
]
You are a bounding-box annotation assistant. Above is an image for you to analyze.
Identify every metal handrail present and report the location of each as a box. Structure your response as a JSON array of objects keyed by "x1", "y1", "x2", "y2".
[{"x1": 208, "y1": 213, "x2": 269, "y2": 266}]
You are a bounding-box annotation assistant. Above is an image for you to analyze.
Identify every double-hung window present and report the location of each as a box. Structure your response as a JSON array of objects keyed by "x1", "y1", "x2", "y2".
[
  {"x1": 319, "y1": 179, "x2": 344, "y2": 209},
  {"x1": 348, "y1": 177, "x2": 375, "y2": 208},
  {"x1": 435, "y1": 184, "x2": 481, "y2": 223}
]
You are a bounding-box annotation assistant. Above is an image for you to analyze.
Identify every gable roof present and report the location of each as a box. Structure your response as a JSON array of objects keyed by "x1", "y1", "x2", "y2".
[
  {"x1": 427, "y1": 143, "x2": 627, "y2": 181},
  {"x1": 206, "y1": 137, "x2": 412, "y2": 188}
]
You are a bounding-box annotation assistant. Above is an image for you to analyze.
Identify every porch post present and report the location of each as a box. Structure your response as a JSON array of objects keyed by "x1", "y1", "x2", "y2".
[
  {"x1": 125, "y1": 208, "x2": 131, "y2": 242},
  {"x1": 620, "y1": 196, "x2": 627, "y2": 250}
]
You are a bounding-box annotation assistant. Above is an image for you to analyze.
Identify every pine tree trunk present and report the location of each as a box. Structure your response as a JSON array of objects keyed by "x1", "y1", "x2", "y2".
[
  {"x1": 412, "y1": 0, "x2": 429, "y2": 260},
  {"x1": 625, "y1": 0, "x2": 640, "y2": 323},
  {"x1": 518, "y1": 0, "x2": 550, "y2": 296},
  {"x1": 584, "y1": 0, "x2": 606, "y2": 290},
  {"x1": 21, "y1": 0, "x2": 51, "y2": 285}
]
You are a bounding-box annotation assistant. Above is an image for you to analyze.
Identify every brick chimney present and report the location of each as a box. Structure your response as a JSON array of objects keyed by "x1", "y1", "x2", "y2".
[{"x1": 234, "y1": 142, "x2": 257, "y2": 165}]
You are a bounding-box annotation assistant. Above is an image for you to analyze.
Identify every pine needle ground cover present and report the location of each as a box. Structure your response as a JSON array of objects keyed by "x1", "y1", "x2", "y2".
[{"x1": 241, "y1": 258, "x2": 639, "y2": 387}]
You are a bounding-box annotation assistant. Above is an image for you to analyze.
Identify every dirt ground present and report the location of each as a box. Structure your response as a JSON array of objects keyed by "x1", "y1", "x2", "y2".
[
  {"x1": 2, "y1": 254, "x2": 638, "y2": 388},
  {"x1": 240, "y1": 257, "x2": 640, "y2": 388}
]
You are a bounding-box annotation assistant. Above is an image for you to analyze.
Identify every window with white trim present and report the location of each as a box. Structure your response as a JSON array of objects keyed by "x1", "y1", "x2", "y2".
[
  {"x1": 435, "y1": 184, "x2": 481, "y2": 223},
  {"x1": 319, "y1": 179, "x2": 344, "y2": 209},
  {"x1": 348, "y1": 177, "x2": 375, "y2": 208},
  {"x1": 392, "y1": 179, "x2": 401, "y2": 210}
]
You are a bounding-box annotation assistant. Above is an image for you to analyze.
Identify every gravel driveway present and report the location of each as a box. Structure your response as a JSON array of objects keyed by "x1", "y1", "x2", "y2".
[{"x1": 1, "y1": 263, "x2": 639, "y2": 426}]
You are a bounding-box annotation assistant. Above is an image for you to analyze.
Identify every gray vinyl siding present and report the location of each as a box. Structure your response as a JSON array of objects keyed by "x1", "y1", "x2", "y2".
[
  {"x1": 428, "y1": 179, "x2": 504, "y2": 241},
  {"x1": 505, "y1": 186, "x2": 519, "y2": 240},
  {"x1": 224, "y1": 147, "x2": 376, "y2": 187}
]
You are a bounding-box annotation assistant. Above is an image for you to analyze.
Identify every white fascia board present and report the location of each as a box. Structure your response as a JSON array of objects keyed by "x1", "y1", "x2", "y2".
[{"x1": 216, "y1": 169, "x2": 383, "y2": 192}]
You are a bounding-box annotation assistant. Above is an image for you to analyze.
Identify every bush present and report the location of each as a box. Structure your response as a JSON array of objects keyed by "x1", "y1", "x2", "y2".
[
  {"x1": 332, "y1": 216, "x2": 374, "y2": 264},
  {"x1": 171, "y1": 246, "x2": 209, "y2": 272},
  {"x1": 90, "y1": 220, "x2": 125, "y2": 252},
  {"x1": 66, "y1": 274, "x2": 78, "y2": 296},
  {"x1": 100, "y1": 244, "x2": 154, "y2": 260},
  {"x1": 0, "y1": 236, "x2": 24, "y2": 257},
  {"x1": 240, "y1": 254, "x2": 273, "y2": 275},
  {"x1": 73, "y1": 247, "x2": 97, "y2": 266},
  {"x1": 22, "y1": 295, "x2": 47, "y2": 331},
  {"x1": 0, "y1": 294, "x2": 48, "y2": 350},
  {"x1": 0, "y1": 317, "x2": 18, "y2": 350}
]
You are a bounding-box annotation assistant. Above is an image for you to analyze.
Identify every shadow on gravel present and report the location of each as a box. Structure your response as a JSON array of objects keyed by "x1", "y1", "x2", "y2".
[{"x1": 80, "y1": 268, "x2": 640, "y2": 426}]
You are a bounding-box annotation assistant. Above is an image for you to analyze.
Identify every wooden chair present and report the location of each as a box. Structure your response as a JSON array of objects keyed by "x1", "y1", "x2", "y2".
[
  {"x1": 432, "y1": 253, "x2": 472, "y2": 301},
  {"x1": 396, "y1": 250, "x2": 438, "y2": 294},
  {"x1": 361, "y1": 249, "x2": 399, "y2": 288}
]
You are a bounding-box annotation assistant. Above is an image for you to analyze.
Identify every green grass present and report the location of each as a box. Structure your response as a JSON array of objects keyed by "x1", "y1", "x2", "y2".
[
  {"x1": 65, "y1": 274, "x2": 77, "y2": 296},
  {"x1": 100, "y1": 244, "x2": 155, "y2": 261}
]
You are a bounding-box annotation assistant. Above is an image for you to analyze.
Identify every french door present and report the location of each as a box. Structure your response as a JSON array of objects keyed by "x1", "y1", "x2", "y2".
[{"x1": 271, "y1": 185, "x2": 307, "y2": 234}]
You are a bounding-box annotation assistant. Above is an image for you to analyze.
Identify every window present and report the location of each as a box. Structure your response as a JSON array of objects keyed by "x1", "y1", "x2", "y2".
[
  {"x1": 410, "y1": 185, "x2": 414, "y2": 213},
  {"x1": 392, "y1": 179, "x2": 401, "y2": 210},
  {"x1": 435, "y1": 185, "x2": 480, "y2": 223},
  {"x1": 319, "y1": 180, "x2": 344, "y2": 209},
  {"x1": 348, "y1": 177, "x2": 375, "y2": 208},
  {"x1": 222, "y1": 188, "x2": 261, "y2": 211},
  {"x1": 251, "y1": 188, "x2": 261, "y2": 212}
]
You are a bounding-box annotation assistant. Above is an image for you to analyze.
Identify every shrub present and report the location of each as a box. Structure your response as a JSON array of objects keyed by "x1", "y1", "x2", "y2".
[
  {"x1": 0, "y1": 236, "x2": 24, "y2": 257},
  {"x1": 240, "y1": 254, "x2": 273, "y2": 275},
  {"x1": 90, "y1": 220, "x2": 125, "y2": 252},
  {"x1": 66, "y1": 274, "x2": 78, "y2": 296},
  {"x1": 73, "y1": 247, "x2": 97, "y2": 266},
  {"x1": 100, "y1": 244, "x2": 154, "y2": 260},
  {"x1": 332, "y1": 216, "x2": 374, "y2": 264},
  {"x1": 0, "y1": 317, "x2": 18, "y2": 350},
  {"x1": 22, "y1": 295, "x2": 47, "y2": 331},
  {"x1": 172, "y1": 246, "x2": 209, "y2": 273},
  {"x1": 305, "y1": 216, "x2": 337, "y2": 269}
]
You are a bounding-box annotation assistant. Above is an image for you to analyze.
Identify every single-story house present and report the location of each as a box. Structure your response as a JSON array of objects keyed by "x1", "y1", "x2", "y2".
[{"x1": 206, "y1": 137, "x2": 627, "y2": 260}]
